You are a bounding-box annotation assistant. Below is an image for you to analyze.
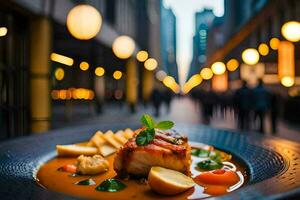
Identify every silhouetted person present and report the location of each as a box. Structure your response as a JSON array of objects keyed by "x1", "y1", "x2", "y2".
[
  {"x1": 151, "y1": 88, "x2": 162, "y2": 117},
  {"x1": 163, "y1": 89, "x2": 172, "y2": 114},
  {"x1": 253, "y1": 79, "x2": 270, "y2": 133},
  {"x1": 234, "y1": 81, "x2": 251, "y2": 130},
  {"x1": 202, "y1": 91, "x2": 214, "y2": 124},
  {"x1": 270, "y1": 93, "x2": 278, "y2": 134}
]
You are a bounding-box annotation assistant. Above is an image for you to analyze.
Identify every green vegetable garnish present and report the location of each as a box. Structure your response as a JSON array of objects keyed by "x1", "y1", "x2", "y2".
[
  {"x1": 136, "y1": 114, "x2": 174, "y2": 146},
  {"x1": 75, "y1": 178, "x2": 96, "y2": 185},
  {"x1": 95, "y1": 179, "x2": 126, "y2": 192},
  {"x1": 197, "y1": 160, "x2": 223, "y2": 170},
  {"x1": 191, "y1": 149, "x2": 210, "y2": 157}
]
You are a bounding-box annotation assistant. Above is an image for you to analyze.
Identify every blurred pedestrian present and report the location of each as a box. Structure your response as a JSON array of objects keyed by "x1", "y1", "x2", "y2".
[
  {"x1": 252, "y1": 79, "x2": 271, "y2": 133},
  {"x1": 151, "y1": 88, "x2": 162, "y2": 117},
  {"x1": 270, "y1": 93, "x2": 278, "y2": 134},
  {"x1": 162, "y1": 89, "x2": 172, "y2": 114},
  {"x1": 234, "y1": 81, "x2": 252, "y2": 130}
]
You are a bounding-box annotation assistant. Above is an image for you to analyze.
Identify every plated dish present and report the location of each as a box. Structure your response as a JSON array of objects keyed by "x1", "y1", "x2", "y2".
[{"x1": 36, "y1": 115, "x2": 247, "y2": 199}]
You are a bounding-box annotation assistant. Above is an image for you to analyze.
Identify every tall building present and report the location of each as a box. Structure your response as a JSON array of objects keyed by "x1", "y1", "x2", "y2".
[
  {"x1": 160, "y1": 5, "x2": 178, "y2": 82},
  {"x1": 188, "y1": 9, "x2": 215, "y2": 78}
]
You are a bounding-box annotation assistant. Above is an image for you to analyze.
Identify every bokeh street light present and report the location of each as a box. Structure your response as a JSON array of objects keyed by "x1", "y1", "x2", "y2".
[
  {"x1": 55, "y1": 67, "x2": 65, "y2": 81},
  {"x1": 155, "y1": 70, "x2": 167, "y2": 81},
  {"x1": 270, "y1": 37, "x2": 280, "y2": 50},
  {"x1": 0, "y1": 27, "x2": 8, "y2": 37},
  {"x1": 258, "y1": 43, "x2": 269, "y2": 56},
  {"x1": 113, "y1": 70, "x2": 122, "y2": 80},
  {"x1": 183, "y1": 74, "x2": 202, "y2": 94},
  {"x1": 226, "y1": 59, "x2": 239, "y2": 72},
  {"x1": 66, "y1": 4, "x2": 102, "y2": 40},
  {"x1": 112, "y1": 35, "x2": 135, "y2": 59},
  {"x1": 200, "y1": 67, "x2": 213, "y2": 80},
  {"x1": 281, "y1": 76, "x2": 294, "y2": 87},
  {"x1": 95, "y1": 67, "x2": 105, "y2": 76},
  {"x1": 211, "y1": 62, "x2": 226, "y2": 75},
  {"x1": 50, "y1": 53, "x2": 74, "y2": 66},
  {"x1": 79, "y1": 61, "x2": 89, "y2": 71},
  {"x1": 136, "y1": 50, "x2": 148, "y2": 62},
  {"x1": 144, "y1": 58, "x2": 158, "y2": 71},
  {"x1": 281, "y1": 21, "x2": 300, "y2": 42},
  {"x1": 242, "y1": 48, "x2": 259, "y2": 65}
]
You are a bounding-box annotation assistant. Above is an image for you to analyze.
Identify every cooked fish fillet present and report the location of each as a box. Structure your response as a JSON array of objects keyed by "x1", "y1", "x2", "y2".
[{"x1": 114, "y1": 129, "x2": 191, "y2": 177}]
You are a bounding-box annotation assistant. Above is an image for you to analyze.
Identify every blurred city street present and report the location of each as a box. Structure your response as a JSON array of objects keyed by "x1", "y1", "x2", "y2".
[{"x1": 52, "y1": 96, "x2": 300, "y2": 142}]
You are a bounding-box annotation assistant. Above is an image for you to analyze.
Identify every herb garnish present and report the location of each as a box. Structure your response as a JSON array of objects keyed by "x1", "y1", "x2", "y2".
[
  {"x1": 136, "y1": 114, "x2": 174, "y2": 146},
  {"x1": 193, "y1": 149, "x2": 224, "y2": 170},
  {"x1": 95, "y1": 179, "x2": 126, "y2": 192},
  {"x1": 75, "y1": 178, "x2": 96, "y2": 186}
]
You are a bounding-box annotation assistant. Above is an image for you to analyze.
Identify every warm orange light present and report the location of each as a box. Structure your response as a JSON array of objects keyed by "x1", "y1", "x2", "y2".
[
  {"x1": 136, "y1": 50, "x2": 148, "y2": 62},
  {"x1": 200, "y1": 67, "x2": 213, "y2": 80},
  {"x1": 51, "y1": 90, "x2": 59, "y2": 100},
  {"x1": 258, "y1": 43, "x2": 269, "y2": 56},
  {"x1": 242, "y1": 48, "x2": 259, "y2": 65},
  {"x1": 0, "y1": 27, "x2": 8, "y2": 37},
  {"x1": 212, "y1": 72, "x2": 228, "y2": 92},
  {"x1": 156, "y1": 70, "x2": 167, "y2": 81},
  {"x1": 55, "y1": 67, "x2": 65, "y2": 80},
  {"x1": 112, "y1": 35, "x2": 135, "y2": 59},
  {"x1": 281, "y1": 21, "x2": 300, "y2": 42},
  {"x1": 278, "y1": 41, "x2": 295, "y2": 87},
  {"x1": 226, "y1": 59, "x2": 239, "y2": 72},
  {"x1": 270, "y1": 38, "x2": 280, "y2": 50},
  {"x1": 66, "y1": 4, "x2": 102, "y2": 40},
  {"x1": 211, "y1": 62, "x2": 226, "y2": 75},
  {"x1": 144, "y1": 58, "x2": 158, "y2": 71},
  {"x1": 79, "y1": 61, "x2": 89, "y2": 71},
  {"x1": 183, "y1": 74, "x2": 203, "y2": 94},
  {"x1": 50, "y1": 53, "x2": 74, "y2": 66},
  {"x1": 113, "y1": 70, "x2": 122, "y2": 80},
  {"x1": 163, "y1": 76, "x2": 175, "y2": 88},
  {"x1": 95, "y1": 67, "x2": 105, "y2": 76}
]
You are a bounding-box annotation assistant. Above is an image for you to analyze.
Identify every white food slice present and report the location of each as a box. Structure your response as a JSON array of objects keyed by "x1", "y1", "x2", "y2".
[
  {"x1": 56, "y1": 145, "x2": 98, "y2": 156},
  {"x1": 123, "y1": 128, "x2": 134, "y2": 139},
  {"x1": 99, "y1": 144, "x2": 116, "y2": 157},
  {"x1": 102, "y1": 130, "x2": 123, "y2": 149},
  {"x1": 114, "y1": 130, "x2": 127, "y2": 144},
  {"x1": 90, "y1": 131, "x2": 106, "y2": 148}
]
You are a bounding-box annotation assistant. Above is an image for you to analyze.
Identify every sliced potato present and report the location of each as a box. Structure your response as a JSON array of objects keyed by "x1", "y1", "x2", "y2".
[
  {"x1": 56, "y1": 145, "x2": 98, "y2": 156},
  {"x1": 102, "y1": 130, "x2": 123, "y2": 149},
  {"x1": 123, "y1": 128, "x2": 134, "y2": 139},
  {"x1": 114, "y1": 130, "x2": 127, "y2": 144},
  {"x1": 90, "y1": 131, "x2": 106, "y2": 148},
  {"x1": 99, "y1": 144, "x2": 116, "y2": 157}
]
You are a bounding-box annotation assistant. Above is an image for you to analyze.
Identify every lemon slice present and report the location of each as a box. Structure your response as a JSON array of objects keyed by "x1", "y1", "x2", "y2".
[{"x1": 148, "y1": 166, "x2": 195, "y2": 195}]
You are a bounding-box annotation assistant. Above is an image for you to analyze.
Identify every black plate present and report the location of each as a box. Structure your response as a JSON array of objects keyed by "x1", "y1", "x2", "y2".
[{"x1": 0, "y1": 123, "x2": 299, "y2": 200}]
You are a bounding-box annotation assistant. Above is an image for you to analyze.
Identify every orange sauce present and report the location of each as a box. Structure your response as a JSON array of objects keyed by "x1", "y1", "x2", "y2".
[{"x1": 36, "y1": 149, "x2": 247, "y2": 199}]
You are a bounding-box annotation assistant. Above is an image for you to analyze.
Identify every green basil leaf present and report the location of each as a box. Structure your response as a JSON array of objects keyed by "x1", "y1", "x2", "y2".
[
  {"x1": 191, "y1": 149, "x2": 210, "y2": 157},
  {"x1": 155, "y1": 121, "x2": 174, "y2": 130},
  {"x1": 136, "y1": 128, "x2": 155, "y2": 146},
  {"x1": 141, "y1": 114, "x2": 155, "y2": 128},
  {"x1": 75, "y1": 178, "x2": 96, "y2": 186},
  {"x1": 197, "y1": 160, "x2": 223, "y2": 170},
  {"x1": 95, "y1": 179, "x2": 126, "y2": 192}
]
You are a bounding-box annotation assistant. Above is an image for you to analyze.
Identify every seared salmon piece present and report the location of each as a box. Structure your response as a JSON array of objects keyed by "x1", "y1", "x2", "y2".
[{"x1": 114, "y1": 129, "x2": 191, "y2": 177}]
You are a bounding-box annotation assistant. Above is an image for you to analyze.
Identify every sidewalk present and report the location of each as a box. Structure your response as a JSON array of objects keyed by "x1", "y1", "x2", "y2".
[{"x1": 52, "y1": 97, "x2": 300, "y2": 142}]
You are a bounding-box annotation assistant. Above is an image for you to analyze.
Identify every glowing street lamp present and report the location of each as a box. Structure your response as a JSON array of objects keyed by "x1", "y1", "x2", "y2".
[
  {"x1": 144, "y1": 58, "x2": 158, "y2": 71},
  {"x1": 258, "y1": 43, "x2": 269, "y2": 56},
  {"x1": 278, "y1": 41, "x2": 295, "y2": 87},
  {"x1": 281, "y1": 21, "x2": 300, "y2": 42},
  {"x1": 79, "y1": 61, "x2": 89, "y2": 71},
  {"x1": 200, "y1": 67, "x2": 213, "y2": 80},
  {"x1": 226, "y1": 59, "x2": 239, "y2": 72},
  {"x1": 55, "y1": 67, "x2": 65, "y2": 81},
  {"x1": 270, "y1": 38, "x2": 280, "y2": 50},
  {"x1": 95, "y1": 67, "x2": 105, "y2": 76},
  {"x1": 0, "y1": 27, "x2": 8, "y2": 37},
  {"x1": 136, "y1": 50, "x2": 148, "y2": 62},
  {"x1": 242, "y1": 48, "x2": 259, "y2": 65},
  {"x1": 211, "y1": 62, "x2": 226, "y2": 75},
  {"x1": 112, "y1": 35, "x2": 135, "y2": 59},
  {"x1": 113, "y1": 70, "x2": 122, "y2": 80},
  {"x1": 66, "y1": 4, "x2": 102, "y2": 40}
]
